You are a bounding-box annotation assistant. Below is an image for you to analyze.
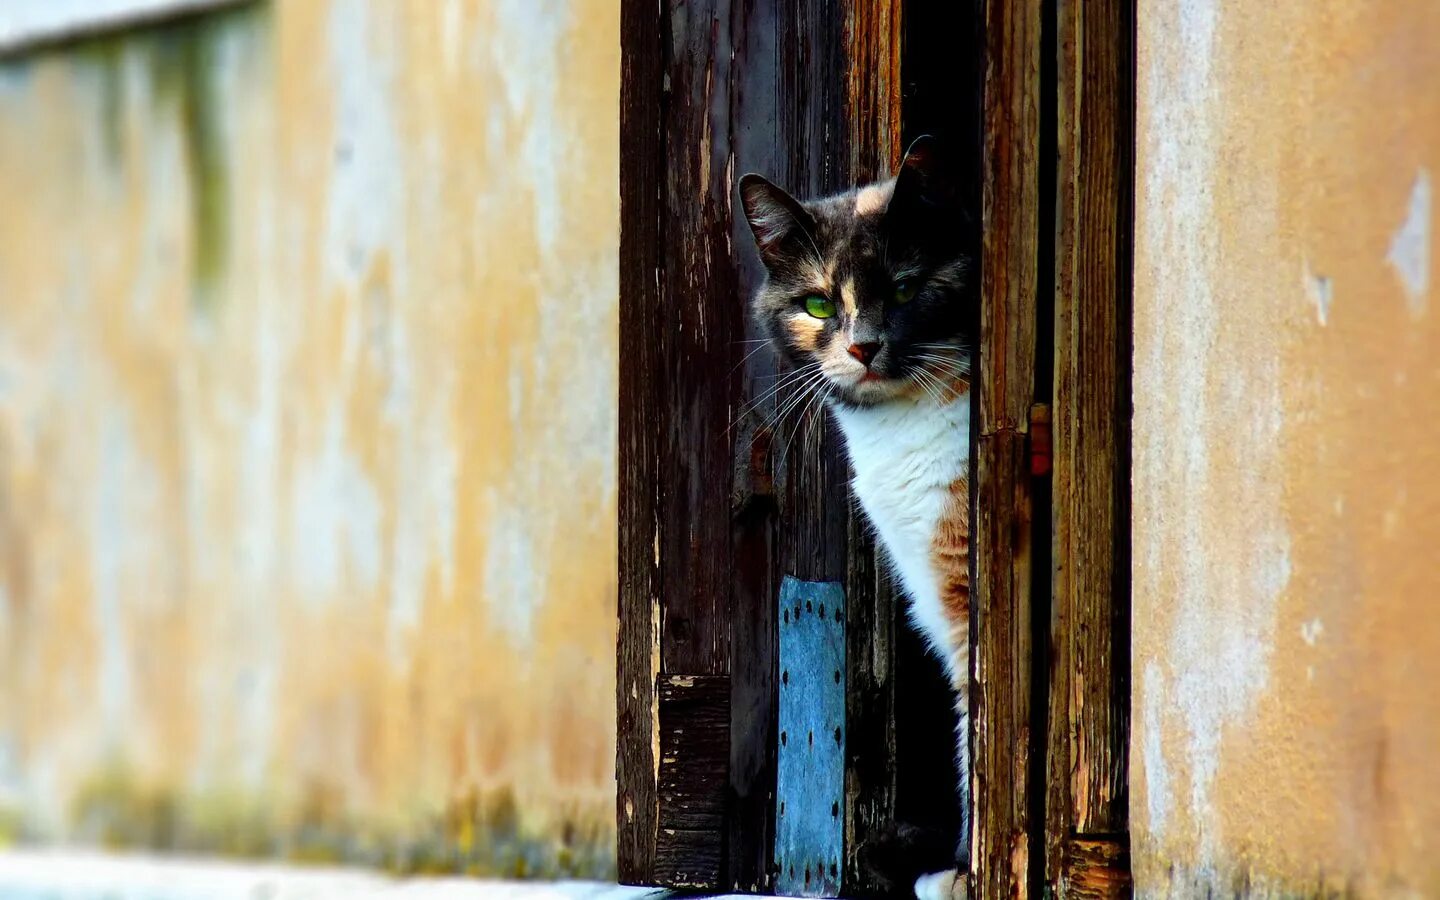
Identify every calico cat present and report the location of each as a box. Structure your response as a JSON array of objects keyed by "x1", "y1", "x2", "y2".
[{"x1": 739, "y1": 136, "x2": 975, "y2": 900}]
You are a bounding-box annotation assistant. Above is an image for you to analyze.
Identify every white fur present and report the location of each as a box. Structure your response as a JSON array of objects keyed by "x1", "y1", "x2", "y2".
[
  {"x1": 831, "y1": 391, "x2": 970, "y2": 676},
  {"x1": 914, "y1": 868, "x2": 966, "y2": 900}
]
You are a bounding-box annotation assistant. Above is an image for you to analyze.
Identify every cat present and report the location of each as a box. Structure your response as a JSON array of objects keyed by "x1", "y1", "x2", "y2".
[{"x1": 739, "y1": 136, "x2": 975, "y2": 900}]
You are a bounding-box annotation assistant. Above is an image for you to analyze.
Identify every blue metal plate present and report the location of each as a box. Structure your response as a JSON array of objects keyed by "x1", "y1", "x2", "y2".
[{"x1": 774, "y1": 576, "x2": 846, "y2": 898}]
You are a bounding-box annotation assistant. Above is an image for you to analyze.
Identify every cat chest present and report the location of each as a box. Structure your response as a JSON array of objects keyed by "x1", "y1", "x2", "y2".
[
  {"x1": 833, "y1": 398, "x2": 971, "y2": 595},
  {"x1": 850, "y1": 442, "x2": 966, "y2": 595}
]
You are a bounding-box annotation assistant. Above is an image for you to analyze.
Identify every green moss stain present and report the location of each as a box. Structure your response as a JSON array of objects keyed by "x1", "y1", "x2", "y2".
[
  {"x1": 68, "y1": 39, "x2": 128, "y2": 164},
  {"x1": 145, "y1": 5, "x2": 268, "y2": 313},
  {"x1": 71, "y1": 764, "x2": 181, "y2": 851},
  {"x1": 62, "y1": 766, "x2": 614, "y2": 880},
  {"x1": 0, "y1": 803, "x2": 22, "y2": 849},
  {"x1": 16, "y1": 4, "x2": 271, "y2": 312}
]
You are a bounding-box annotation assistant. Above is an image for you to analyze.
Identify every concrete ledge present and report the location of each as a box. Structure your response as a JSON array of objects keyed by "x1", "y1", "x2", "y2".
[
  {"x1": 0, "y1": 0, "x2": 251, "y2": 53},
  {"x1": 0, "y1": 849, "x2": 671, "y2": 900}
]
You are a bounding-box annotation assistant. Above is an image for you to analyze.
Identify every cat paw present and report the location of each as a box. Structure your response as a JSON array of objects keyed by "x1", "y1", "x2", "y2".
[{"x1": 914, "y1": 868, "x2": 967, "y2": 900}]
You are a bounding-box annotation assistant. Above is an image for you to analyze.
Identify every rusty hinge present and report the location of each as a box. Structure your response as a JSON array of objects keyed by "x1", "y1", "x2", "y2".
[{"x1": 1029, "y1": 403, "x2": 1053, "y2": 477}]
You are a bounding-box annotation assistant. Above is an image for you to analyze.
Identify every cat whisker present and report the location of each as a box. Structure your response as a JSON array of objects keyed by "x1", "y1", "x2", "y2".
[
  {"x1": 729, "y1": 363, "x2": 822, "y2": 434},
  {"x1": 914, "y1": 366, "x2": 970, "y2": 384},
  {"x1": 768, "y1": 367, "x2": 830, "y2": 432},
  {"x1": 777, "y1": 376, "x2": 834, "y2": 473},
  {"x1": 912, "y1": 370, "x2": 945, "y2": 408},
  {"x1": 744, "y1": 361, "x2": 819, "y2": 406},
  {"x1": 801, "y1": 385, "x2": 834, "y2": 468},
  {"x1": 770, "y1": 392, "x2": 819, "y2": 472},
  {"x1": 911, "y1": 354, "x2": 972, "y2": 379},
  {"x1": 803, "y1": 382, "x2": 834, "y2": 456},
  {"x1": 912, "y1": 346, "x2": 974, "y2": 364},
  {"x1": 758, "y1": 373, "x2": 824, "y2": 444},
  {"x1": 926, "y1": 366, "x2": 965, "y2": 399},
  {"x1": 912, "y1": 355, "x2": 970, "y2": 371},
  {"x1": 774, "y1": 392, "x2": 812, "y2": 473},
  {"x1": 803, "y1": 392, "x2": 825, "y2": 465},
  {"x1": 913, "y1": 367, "x2": 954, "y2": 408},
  {"x1": 907, "y1": 365, "x2": 937, "y2": 401},
  {"x1": 727, "y1": 341, "x2": 774, "y2": 377}
]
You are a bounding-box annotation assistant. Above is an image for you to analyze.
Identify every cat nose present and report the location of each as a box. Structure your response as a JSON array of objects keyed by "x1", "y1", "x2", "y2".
[{"x1": 847, "y1": 342, "x2": 882, "y2": 366}]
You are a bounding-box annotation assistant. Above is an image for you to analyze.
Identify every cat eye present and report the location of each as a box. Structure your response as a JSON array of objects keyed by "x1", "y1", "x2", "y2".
[
  {"x1": 893, "y1": 278, "x2": 920, "y2": 305},
  {"x1": 803, "y1": 294, "x2": 836, "y2": 319}
]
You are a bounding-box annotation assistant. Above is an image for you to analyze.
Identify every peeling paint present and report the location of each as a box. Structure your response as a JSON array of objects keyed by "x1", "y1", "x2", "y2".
[
  {"x1": 1303, "y1": 260, "x2": 1332, "y2": 326},
  {"x1": 1387, "y1": 168, "x2": 1431, "y2": 315}
]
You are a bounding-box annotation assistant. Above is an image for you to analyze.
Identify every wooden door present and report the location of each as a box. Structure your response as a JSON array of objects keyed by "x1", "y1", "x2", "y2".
[
  {"x1": 618, "y1": 0, "x2": 1133, "y2": 896},
  {"x1": 970, "y1": 0, "x2": 1134, "y2": 896},
  {"x1": 617, "y1": 1, "x2": 906, "y2": 892}
]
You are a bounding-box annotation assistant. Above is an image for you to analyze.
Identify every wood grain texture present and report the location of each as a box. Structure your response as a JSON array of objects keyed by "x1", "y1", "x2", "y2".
[
  {"x1": 619, "y1": 0, "x2": 902, "y2": 889},
  {"x1": 1047, "y1": 0, "x2": 1133, "y2": 891},
  {"x1": 616, "y1": 0, "x2": 664, "y2": 882},
  {"x1": 654, "y1": 675, "x2": 731, "y2": 888},
  {"x1": 656, "y1": 0, "x2": 741, "y2": 679},
  {"x1": 843, "y1": 504, "x2": 900, "y2": 896},
  {"x1": 974, "y1": 0, "x2": 1043, "y2": 896},
  {"x1": 846, "y1": 0, "x2": 903, "y2": 182},
  {"x1": 1060, "y1": 836, "x2": 1132, "y2": 899}
]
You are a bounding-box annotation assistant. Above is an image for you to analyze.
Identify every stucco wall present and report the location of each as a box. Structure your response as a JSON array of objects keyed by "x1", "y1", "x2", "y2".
[
  {"x1": 1134, "y1": 1, "x2": 1439, "y2": 894},
  {"x1": 0, "y1": 0, "x2": 618, "y2": 877}
]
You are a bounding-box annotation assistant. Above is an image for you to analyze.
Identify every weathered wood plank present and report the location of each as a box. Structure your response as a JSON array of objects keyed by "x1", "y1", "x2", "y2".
[
  {"x1": 621, "y1": 0, "x2": 904, "y2": 889},
  {"x1": 775, "y1": 578, "x2": 847, "y2": 899},
  {"x1": 974, "y1": 0, "x2": 1043, "y2": 896},
  {"x1": 726, "y1": 2, "x2": 785, "y2": 888},
  {"x1": 842, "y1": 507, "x2": 899, "y2": 896},
  {"x1": 971, "y1": 432, "x2": 1037, "y2": 898},
  {"x1": 654, "y1": 674, "x2": 731, "y2": 888},
  {"x1": 1047, "y1": 0, "x2": 1133, "y2": 891},
  {"x1": 845, "y1": 0, "x2": 903, "y2": 182},
  {"x1": 616, "y1": 0, "x2": 665, "y2": 882},
  {"x1": 728, "y1": 447, "x2": 779, "y2": 892},
  {"x1": 1060, "y1": 836, "x2": 1132, "y2": 899},
  {"x1": 656, "y1": 0, "x2": 741, "y2": 678},
  {"x1": 652, "y1": 828, "x2": 724, "y2": 891}
]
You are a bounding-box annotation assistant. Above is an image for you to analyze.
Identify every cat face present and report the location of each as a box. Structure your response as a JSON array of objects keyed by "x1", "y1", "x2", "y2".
[{"x1": 739, "y1": 137, "x2": 975, "y2": 408}]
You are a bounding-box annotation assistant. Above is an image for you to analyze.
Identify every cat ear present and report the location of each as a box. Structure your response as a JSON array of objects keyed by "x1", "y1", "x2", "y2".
[
  {"x1": 739, "y1": 174, "x2": 816, "y2": 267},
  {"x1": 888, "y1": 135, "x2": 956, "y2": 216}
]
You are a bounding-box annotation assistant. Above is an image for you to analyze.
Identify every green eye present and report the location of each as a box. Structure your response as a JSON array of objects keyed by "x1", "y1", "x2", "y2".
[
  {"x1": 893, "y1": 278, "x2": 919, "y2": 305},
  {"x1": 804, "y1": 295, "x2": 836, "y2": 318}
]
